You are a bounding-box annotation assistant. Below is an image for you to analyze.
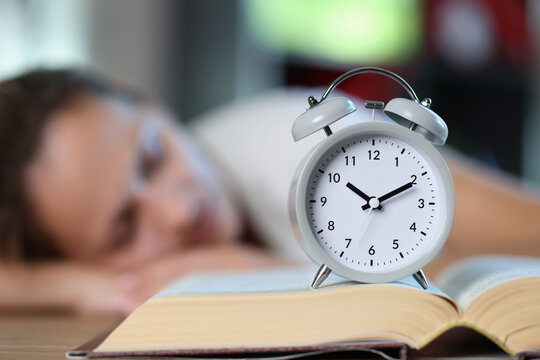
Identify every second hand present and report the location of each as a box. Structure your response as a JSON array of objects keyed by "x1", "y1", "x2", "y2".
[{"x1": 353, "y1": 197, "x2": 380, "y2": 248}]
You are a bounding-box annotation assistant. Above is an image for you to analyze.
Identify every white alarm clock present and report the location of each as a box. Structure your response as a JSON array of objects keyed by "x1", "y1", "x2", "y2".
[{"x1": 289, "y1": 67, "x2": 455, "y2": 289}]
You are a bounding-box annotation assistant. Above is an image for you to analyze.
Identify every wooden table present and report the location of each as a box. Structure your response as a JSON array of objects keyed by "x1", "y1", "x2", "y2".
[{"x1": 0, "y1": 312, "x2": 119, "y2": 360}]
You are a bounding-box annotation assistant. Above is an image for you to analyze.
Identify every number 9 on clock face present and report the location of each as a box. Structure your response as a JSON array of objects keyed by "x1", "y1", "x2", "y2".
[{"x1": 291, "y1": 122, "x2": 455, "y2": 283}]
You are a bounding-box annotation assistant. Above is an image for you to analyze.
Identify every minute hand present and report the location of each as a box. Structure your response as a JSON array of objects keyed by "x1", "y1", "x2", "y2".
[{"x1": 362, "y1": 182, "x2": 413, "y2": 210}]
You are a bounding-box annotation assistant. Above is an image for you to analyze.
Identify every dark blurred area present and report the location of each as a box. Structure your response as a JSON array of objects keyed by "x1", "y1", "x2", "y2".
[{"x1": 0, "y1": 0, "x2": 537, "y2": 181}]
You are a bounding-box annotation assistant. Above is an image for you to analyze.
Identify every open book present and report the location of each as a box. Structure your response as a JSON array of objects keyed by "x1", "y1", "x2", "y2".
[{"x1": 68, "y1": 255, "x2": 540, "y2": 359}]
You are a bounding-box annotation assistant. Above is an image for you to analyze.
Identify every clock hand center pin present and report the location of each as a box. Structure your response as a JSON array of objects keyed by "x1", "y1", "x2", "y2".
[{"x1": 368, "y1": 197, "x2": 380, "y2": 209}]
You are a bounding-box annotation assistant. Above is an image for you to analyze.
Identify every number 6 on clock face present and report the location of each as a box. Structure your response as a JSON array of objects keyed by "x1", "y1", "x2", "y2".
[{"x1": 290, "y1": 121, "x2": 455, "y2": 284}]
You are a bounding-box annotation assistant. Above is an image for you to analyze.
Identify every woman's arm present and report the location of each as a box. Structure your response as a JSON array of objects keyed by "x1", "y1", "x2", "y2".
[
  {"x1": 447, "y1": 152, "x2": 540, "y2": 251},
  {"x1": 0, "y1": 244, "x2": 287, "y2": 315},
  {"x1": 426, "y1": 151, "x2": 540, "y2": 276},
  {"x1": 0, "y1": 260, "x2": 138, "y2": 315}
]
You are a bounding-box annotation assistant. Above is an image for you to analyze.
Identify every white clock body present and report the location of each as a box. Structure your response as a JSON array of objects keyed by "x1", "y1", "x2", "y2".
[{"x1": 289, "y1": 121, "x2": 455, "y2": 283}]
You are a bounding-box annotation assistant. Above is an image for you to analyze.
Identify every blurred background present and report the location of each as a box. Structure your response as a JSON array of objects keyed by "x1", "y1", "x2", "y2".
[{"x1": 0, "y1": 0, "x2": 537, "y2": 183}]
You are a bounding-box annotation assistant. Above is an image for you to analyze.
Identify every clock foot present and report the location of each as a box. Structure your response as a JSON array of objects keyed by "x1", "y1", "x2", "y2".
[
  {"x1": 413, "y1": 269, "x2": 429, "y2": 290},
  {"x1": 311, "y1": 264, "x2": 332, "y2": 289}
]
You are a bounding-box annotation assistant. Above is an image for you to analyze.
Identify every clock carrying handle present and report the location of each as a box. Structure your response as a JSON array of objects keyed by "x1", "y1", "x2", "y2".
[
  {"x1": 292, "y1": 66, "x2": 447, "y2": 145},
  {"x1": 315, "y1": 67, "x2": 420, "y2": 105}
]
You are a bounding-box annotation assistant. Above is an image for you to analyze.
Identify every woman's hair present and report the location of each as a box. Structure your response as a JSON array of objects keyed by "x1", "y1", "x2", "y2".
[{"x1": 0, "y1": 69, "x2": 143, "y2": 261}]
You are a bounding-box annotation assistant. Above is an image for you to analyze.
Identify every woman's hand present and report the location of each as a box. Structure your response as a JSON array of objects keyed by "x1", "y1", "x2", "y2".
[
  {"x1": 46, "y1": 262, "x2": 141, "y2": 316},
  {"x1": 127, "y1": 244, "x2": 288, "y2": 304}
]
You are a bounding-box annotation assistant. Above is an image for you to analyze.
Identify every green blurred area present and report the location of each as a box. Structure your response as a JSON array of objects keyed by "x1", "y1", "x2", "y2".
[{"x1": 245, "y1": 0, "x2": 422, "y2": 64}]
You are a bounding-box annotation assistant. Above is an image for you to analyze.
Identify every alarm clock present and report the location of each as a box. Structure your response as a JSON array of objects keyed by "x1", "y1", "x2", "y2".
[{"x1": 289, "y1": 67, "x2": 455, "y2": 289}]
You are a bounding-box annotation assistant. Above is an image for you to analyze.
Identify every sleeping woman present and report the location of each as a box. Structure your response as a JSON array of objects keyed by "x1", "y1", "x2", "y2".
[{"x1": 0, "y1": 69, "x2": 281, "y2": 315}]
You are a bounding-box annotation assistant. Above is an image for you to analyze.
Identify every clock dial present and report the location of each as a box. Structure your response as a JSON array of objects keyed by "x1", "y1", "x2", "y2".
[{"x1": 305, "y1": 133, "x2": 447, "y2": 274}]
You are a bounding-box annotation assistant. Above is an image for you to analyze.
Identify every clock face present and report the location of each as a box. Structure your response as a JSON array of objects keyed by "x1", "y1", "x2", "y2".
[{"x1": 300, "y1": 125, "x2": 453, "y2": 278}]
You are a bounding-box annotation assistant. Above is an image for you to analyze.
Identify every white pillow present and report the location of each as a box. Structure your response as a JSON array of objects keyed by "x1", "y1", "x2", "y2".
[{"x1": 190, "y1": 88, "x2": 379, "y2": 261}]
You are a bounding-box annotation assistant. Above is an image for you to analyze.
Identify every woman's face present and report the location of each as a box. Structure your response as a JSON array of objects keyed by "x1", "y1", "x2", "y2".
[{"x1": 25, "y1": 94, "x2": 240, "y2": 269}]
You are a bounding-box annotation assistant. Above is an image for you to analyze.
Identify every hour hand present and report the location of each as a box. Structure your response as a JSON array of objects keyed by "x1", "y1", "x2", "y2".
[{"x1": 346, "y1": 182, "x2": 371, "y2": 202}]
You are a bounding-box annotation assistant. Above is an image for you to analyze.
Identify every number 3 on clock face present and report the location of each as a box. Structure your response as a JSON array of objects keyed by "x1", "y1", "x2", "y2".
[{"x1": 291, "y1": 121, "x2": 455, "y2": 283}]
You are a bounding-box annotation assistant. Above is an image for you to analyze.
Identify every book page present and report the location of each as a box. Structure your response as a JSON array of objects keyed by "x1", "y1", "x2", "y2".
[
  {"x1": 156, "y1": 265, "x2": 450, "y2": 300},
  {"x1": 156, "y1": 266, "x2": 348, "y2": 297},
  {"x1": 436, "y1": 255, "x2": 540, "y2": 309}
]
